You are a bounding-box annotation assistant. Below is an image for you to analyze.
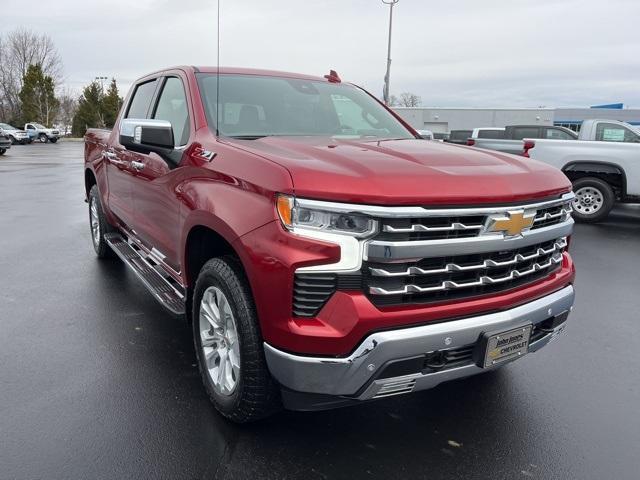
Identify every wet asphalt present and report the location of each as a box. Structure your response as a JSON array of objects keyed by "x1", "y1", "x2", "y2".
[{"x1": 1, "y1": 142, "x2": 639, "y2": 480}]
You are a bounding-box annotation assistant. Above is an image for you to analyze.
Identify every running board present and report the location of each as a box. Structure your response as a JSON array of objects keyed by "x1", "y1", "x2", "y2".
[{"x1": 104, "y1": 233, "x2": 186, "y2": 316}]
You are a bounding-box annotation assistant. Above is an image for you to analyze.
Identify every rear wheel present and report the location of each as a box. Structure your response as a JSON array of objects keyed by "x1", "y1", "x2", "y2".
[
  {"x1": 571, "y1": 177, "x2": 615, "y2": 223},
  {"x1": 88, "y1": 185, "x2": 115, "y2": 258},
  {"x1": 38, "y1": 133, "x2": 48, "y2": 143},
  {"x1": 0, "y1": 149, "x2": 5, "y2": 156},
  {"x1": 193, "y1": 256, "x2": 280, "y2": 423}
]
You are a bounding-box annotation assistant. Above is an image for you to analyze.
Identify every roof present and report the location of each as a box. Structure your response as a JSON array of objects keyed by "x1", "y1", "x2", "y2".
[{"x1": 194, "y1": 66, "x2": 329, "y2": 82}]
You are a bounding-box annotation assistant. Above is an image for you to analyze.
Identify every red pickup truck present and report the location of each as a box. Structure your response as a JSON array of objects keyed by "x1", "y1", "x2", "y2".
[{"x1": 84, "y1": 66, "x2": 576, "y2": 422}]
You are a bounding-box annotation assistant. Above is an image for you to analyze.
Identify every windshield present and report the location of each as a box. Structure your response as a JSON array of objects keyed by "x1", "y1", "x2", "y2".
[
  {"x1": 0, "y1": 123, "x2": 16, "y2": 130},
  {"x1": 197, "y1": 74, "x2": 415, "y2": 140},
  {"x1": 33, "y1": 123, "x2": 46, "y2": 129}
]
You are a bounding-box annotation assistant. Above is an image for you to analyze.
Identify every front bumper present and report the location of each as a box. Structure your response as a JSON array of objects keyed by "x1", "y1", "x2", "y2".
[{"x1": 265, "y1": 284, "x2": 574, "y2": 410}]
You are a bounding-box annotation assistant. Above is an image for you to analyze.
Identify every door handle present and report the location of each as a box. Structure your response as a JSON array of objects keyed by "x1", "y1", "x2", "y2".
[
  {"x1": 131, "y1": 161, "x2": 145, "y2": 171},
  {"x1": 103, "y1": 150, "x2": 128, "y2": 168}
]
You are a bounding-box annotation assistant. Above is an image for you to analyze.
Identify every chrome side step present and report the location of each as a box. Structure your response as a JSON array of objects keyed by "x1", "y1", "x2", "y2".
[{"x1": 104, "y1": 233, "x2": 186, "y2": 316}]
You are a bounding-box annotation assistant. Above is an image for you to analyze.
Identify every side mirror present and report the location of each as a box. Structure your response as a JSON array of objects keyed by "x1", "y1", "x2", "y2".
[{"x1": 119, "y1": 118, "x2": 174, "y2": 155}]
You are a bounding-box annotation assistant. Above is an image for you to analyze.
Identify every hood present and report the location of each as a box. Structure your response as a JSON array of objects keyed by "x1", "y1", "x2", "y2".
[{"x1": 232, "y1": 137, "x2": 571, "y2": 205}]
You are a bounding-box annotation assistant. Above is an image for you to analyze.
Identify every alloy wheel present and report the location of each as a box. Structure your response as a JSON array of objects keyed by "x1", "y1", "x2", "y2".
[
  {"x1": 90, "y1": 197, "x2": 100, "y2": 246},
  {"x1": 199, "y1": 287, "x2": 241, "y2": 396}
]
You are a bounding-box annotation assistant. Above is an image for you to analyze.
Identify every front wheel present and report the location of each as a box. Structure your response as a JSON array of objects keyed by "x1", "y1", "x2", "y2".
[
  {"x1": 0, "y1": 149, "x2": 5, "y2": 156},
  {"x1": 193, "y1": 256, "x2": 280, "y2": 423},
  {"x1": 49, "y1": 137, "x2": 58, "y2": 144},
  {"x1": 572, "y1": 177, "x2": 615, "y2": 223}
]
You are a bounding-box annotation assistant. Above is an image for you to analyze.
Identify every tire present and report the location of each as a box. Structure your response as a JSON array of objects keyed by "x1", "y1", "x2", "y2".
[
  {"x1": 10, "y1": 137, "x2": 16, "y2": 145},
  {"x1": 571, "y1": 177, "x2": 615, "y2": 223},
  {"x1": 88, "y1": 185, "x2": 116, "y2": 258},
  {"x1": 0, "y1": 149, "x2": 5, "y2": 156},
  {"x1": 193, "y1": 256, "x2": 280, "y2": 423},
  {"x1": 49, "y1": 137, "x2": 58, "y2": 144},
  {"x1": 38, "y1": 133, "x2": 48, "y2": 143}
]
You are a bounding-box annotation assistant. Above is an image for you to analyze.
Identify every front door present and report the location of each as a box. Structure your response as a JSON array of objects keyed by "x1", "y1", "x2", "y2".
[{"x1": 129, "y1": 76, "x2": 192, "y2": 271}]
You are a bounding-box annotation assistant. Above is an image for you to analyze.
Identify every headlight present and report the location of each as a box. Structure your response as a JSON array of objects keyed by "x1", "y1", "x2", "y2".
[{"x1": 276, "y1": 194, "x2": 377, "y2": 238}]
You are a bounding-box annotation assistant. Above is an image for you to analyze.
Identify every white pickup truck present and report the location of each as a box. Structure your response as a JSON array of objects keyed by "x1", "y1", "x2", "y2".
[{"x1": 524, "y1": 119, "x2": 640, "y2": 222}]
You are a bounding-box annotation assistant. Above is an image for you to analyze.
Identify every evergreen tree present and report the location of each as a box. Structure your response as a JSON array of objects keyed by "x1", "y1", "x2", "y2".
[
  {"x1": 101, "y1": 78, "x2": 123, "y2": 128},
  {"x1": 72, "y1": 82, "x2": 103, "y2": 137},
  {"x1": 18, "y1": 64, "x2": 59, "y2": 125}
]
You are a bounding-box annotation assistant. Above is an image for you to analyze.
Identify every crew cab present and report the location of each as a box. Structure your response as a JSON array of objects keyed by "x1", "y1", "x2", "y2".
[
  {"x1": 84, "y1": 66, "x2": 576, "y2": 422},
  {"x1": 468, "y1": 125, "x2": 577, "y2": 154},
  {"x1": 523, "y1": 119, "x2": 640, "y2": 222},
  {"x1": 24, "y1": 122, "x2": 60, "y2": 143}
]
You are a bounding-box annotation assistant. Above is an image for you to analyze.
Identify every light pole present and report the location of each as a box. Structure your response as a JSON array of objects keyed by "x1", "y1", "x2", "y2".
[
  {"x1": 95, "y1": 76, "x2": 108, "y2": 94},
  {"x1": 382, "y1": 0, "x2": 399, "y2": 105}
]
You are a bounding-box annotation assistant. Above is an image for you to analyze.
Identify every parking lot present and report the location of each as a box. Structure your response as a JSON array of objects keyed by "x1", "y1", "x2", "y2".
[{"x1": 1, "y1": 141, "x2": 639, "y2": 479}]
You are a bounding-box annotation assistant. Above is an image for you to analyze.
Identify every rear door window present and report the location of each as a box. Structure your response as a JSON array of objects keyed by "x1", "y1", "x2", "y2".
[
  {"x1": 511, "y1": 127, "x2": 540, "y2": 140},
  {"x1": 545, "y1": 128, "x2": 576, "y2": 140},
  {"x1": 477, "y1": 130, "x2": 505, "y2": 139},
  {"x1": 450, "y1": 130, "x2": 472, "y2": 141},
  {"x1": 595, "y1": 123, "x2": 640, "y2": 143},
  {"x1": 126, "y1": 80, "x2": 158, "y2": 119}
]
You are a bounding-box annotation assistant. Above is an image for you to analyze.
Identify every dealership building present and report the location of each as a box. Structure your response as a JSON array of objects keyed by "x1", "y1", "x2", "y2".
[{"x1": 393, "y1": 104, "x2": 640, "y2": 134}]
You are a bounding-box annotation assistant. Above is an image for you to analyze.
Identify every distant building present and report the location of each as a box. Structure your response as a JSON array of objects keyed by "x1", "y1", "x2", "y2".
[{"x1": 393, "y1": 105, "x2": 640, "y2": 133}]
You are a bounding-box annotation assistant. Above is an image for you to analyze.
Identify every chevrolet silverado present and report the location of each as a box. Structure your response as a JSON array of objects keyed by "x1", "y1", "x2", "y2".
[
  {"x1": 84, "y1": 66, "x2": 576, "y2": 422},
  {"x1": 523, "y1": 119, "x2": 640, "y2": 222}
]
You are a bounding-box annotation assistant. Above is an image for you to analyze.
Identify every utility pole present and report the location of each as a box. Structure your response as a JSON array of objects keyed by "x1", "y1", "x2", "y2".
[{"x1": 382, "y1": 0, "x2": 399, "y2": 105}]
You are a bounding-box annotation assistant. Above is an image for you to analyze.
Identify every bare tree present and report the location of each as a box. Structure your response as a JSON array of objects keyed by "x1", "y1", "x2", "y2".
[
  {"x1": 0, "y1": 29, "x2": 63, "y2": 123},
  {"x1": 399, "y1": 92, "x2": 422, "y2": 107},
  {"x1": 388, "y1": 94, "x2": 400, "y2": 107},
  {"x1": 56, "y1": 88, "x2": 78, "y2": 133}
]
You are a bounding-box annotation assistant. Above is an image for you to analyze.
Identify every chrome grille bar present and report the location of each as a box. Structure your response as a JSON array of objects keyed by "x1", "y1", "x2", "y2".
[
  {"x1": 382, "y1": 222, "x2": 483, "y2": 234},
  {"x1": 370, "y1": 238, "x2": 567, "y2": 278},
  {"x1": 533, "y1": 207, "x2": 573, "y2": 224},
  {"x1": 369, "y1": 253, "x2": 563, "y2": 296}
]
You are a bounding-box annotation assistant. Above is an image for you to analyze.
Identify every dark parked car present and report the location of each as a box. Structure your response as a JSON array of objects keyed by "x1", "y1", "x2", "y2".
[
  {"x1": 445, "y1": 130, "x2": 473, "y2": 145},
  {"x1": 0, "y1": 129, "x2": 12, "y2": 155}
]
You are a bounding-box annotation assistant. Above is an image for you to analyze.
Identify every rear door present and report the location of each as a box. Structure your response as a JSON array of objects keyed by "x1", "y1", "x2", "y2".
[
  {"x1": 106, "y1": 78, "x2": 160, "y2": 227},
  {"x1": 129, "y1": 75, "x2": 192, "y2": 270}
]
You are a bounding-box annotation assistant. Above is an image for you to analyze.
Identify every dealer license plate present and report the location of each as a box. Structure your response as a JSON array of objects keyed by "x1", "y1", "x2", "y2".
[{"x1": 482, "y1": 325, "x2": 532, "y2": 368}]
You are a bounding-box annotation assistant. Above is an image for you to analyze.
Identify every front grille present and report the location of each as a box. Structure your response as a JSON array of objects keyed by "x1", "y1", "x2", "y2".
[
  {"x1": 377, "y1": 201, "x2": 572, "y2": 242},
  {"x1": 377, "y1": 215, "x2": 485, "y2": 241},
  {"x1": 365, "y1": 238, "x2": 566, "y2": 307}
]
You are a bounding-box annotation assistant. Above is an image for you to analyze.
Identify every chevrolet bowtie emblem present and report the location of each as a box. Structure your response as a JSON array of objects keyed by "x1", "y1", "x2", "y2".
[{"x1": 488, "y1": 210, "x2": 535, "y2": 236}]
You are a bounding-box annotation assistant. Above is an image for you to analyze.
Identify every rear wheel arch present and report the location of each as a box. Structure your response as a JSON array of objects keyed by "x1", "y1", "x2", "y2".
[
  {"x1": 84, "y1": 168, "x2": 97, "y2": 198},
  {"x1": 562, "y1": 161, "x2": 626, "y2": 198}
]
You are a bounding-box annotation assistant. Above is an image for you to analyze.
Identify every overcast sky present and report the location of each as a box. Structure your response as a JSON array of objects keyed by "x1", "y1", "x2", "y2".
[{"x1": 3, "y1": 0, "x2": 639, "y2": 107}]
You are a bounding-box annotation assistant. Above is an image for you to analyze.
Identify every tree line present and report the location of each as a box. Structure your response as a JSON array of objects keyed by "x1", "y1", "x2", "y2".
[{"x1": 0, "y1": 28, "x2": 123, "y2": 136}]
